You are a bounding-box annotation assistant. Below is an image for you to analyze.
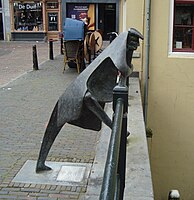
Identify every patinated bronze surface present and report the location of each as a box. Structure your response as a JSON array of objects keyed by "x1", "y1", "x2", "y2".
[{"x1": 36, "y1": 28, "x2": 143, "y2": 172}]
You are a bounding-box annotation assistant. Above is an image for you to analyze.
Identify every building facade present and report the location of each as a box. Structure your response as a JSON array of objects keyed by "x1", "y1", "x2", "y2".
[
  {"x1": 142, "y1": 0, "x2": 194, "y2": 199},
  {"x1": 125, "y1": 0, "x2": 194, "y2": 199},
  {"x1": 102, "y1": 1, "x2": 194, "y2": 199},
  {"x1": 149, "y1": 0, "x2": 194, "y2": 199},
  {"x1": 62, "y1": 0, "x2": 120, "y2": 40},
  {"x1": 1, "y1": 0, "x2": 120, "y2": 41},
  {"x1": 9, "y1": 0, "x2": 62, "y2": 41}
]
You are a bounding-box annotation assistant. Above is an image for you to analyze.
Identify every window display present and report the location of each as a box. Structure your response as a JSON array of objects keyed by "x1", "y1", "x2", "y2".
[
  {"x1": 13, "y1": 1, "x2": 43, "y2": 31},
  {"x1": 67, "y1": 4, "x2": 95, "y2": 30},
  {"x1": 48, "y1": 12, "x2": 58, "y2": 31}
]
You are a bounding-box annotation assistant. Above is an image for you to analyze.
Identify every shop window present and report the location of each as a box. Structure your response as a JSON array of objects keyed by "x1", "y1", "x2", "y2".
[
  {"x1": 173, "y1": 0, "x2": 194, "y2": 52},
  {"x1": 66, "y1": 3, "x2": 95, "y2": 30},
  {"x1": 0, "y1": 0, "x2": 2, "y2": 8},
  {"x1": 48, "y1": 12, "x2": 58, "y2": 31},
  {"x1": 13, "y1": 1, "x2": 43, "y2": 31}
]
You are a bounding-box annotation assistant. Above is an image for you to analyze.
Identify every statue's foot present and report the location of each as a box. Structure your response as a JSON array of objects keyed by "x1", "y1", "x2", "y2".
[{"x1": 36, "y1": 163, "x2": 52, "y2": 173}]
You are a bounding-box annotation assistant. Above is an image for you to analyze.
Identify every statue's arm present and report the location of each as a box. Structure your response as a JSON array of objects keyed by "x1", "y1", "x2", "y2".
[{"x1": 84, "y1": 91, "x2": 112, "y2": 129}]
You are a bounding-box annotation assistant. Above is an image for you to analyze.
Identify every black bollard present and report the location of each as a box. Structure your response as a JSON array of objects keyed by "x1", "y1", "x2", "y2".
[
  {"x1": 49, "y1": 39, "x2": 54, "y2": 60},
  {"x1": 33, "y1": 45, "x2": 39, "y2": 70},
  {"x1": 60, "y1": 37, "x2": 64, "y2": 55}
]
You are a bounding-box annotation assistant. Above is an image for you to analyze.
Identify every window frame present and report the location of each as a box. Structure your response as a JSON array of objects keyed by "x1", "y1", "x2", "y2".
[{"x1": 170, "y1": 0, "x2": 194, "y2": 55}]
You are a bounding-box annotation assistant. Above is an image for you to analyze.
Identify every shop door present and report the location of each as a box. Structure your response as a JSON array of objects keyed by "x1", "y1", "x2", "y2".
[
  {"x1": 0, "y1": 13, "x2": 4, "y2": 40},
  {"x1": 98, "y1": 3, "x2": 116, "y2": 40}
]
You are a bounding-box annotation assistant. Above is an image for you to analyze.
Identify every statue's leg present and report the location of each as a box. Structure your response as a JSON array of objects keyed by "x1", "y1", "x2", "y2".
[
  {"x1": 36, "y1": 102, "x2": 63, "y2": 173},
  {"x1": 84, "y1": 92, "x2": 112, "y2": 129}
]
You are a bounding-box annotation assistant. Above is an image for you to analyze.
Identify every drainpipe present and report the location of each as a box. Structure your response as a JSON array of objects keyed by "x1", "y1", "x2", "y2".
[
  {"x1": 143, "y1": 0, "x2": 151, "y2": 125},
  {"x1": 123, "y1": 0, "x2": 126, "y2": 31}
]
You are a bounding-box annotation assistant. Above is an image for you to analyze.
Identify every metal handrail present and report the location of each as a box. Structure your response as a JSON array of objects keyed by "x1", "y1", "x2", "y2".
[
  {"x1": 100, "y1": 98, "x2": 124, "y2": 200},
  {"x1": 100, "y1": 77, "x2": 128, "y2": 200}
]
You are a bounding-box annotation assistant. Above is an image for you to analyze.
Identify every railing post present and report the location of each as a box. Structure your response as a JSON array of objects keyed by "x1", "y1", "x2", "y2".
[{"x1": 113, "y1": 83, "x2": 128, "y2": 200}]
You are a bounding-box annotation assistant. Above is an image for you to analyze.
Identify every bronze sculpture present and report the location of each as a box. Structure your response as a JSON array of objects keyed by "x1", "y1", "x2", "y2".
[{"x1": 36, "y1": 28, "x2": 143, "y2": 172}]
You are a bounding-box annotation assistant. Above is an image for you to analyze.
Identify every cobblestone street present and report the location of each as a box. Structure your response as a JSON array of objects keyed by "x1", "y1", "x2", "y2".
[{"x1": 0, "y1": 41, "x2": 62, "y2": 87}]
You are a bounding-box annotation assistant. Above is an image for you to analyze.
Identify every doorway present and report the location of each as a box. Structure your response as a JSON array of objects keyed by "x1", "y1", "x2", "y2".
[
  {"x1": 45, "y1": 1, "x2": 61, "y2": 40},
  {"x1": 0, "y1": 13, "x2": 4, "y2": 40},
  {"x1": 98, "y1": 3, "x2": 116, "y2": 40}
]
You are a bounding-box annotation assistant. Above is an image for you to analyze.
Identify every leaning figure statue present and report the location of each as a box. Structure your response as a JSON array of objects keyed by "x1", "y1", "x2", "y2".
[{"x1": 36, "y1": 28, "x2": 143, "y2": 172}]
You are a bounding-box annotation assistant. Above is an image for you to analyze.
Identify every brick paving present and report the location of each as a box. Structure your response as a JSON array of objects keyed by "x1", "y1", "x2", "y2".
[
  {"x1": 0, "y1": 41, "x2": 61, "y2": 87},
  {"x1": 0, "y1": 42, "x2": 102, "y2": 199}
]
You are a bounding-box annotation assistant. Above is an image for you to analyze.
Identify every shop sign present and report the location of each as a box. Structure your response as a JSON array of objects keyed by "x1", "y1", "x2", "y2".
[{"x1": 18, "y1": 3, "x2": 41, "y2": 10}]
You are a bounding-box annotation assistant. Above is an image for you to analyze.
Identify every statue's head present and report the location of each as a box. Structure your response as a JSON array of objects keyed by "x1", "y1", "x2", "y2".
[
  {"x1": 108, "y1": 28, "x2": 143, "y2": 77},
  {"x1": 126, "y1": 28, "x2": 144, "y2": 68}
]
